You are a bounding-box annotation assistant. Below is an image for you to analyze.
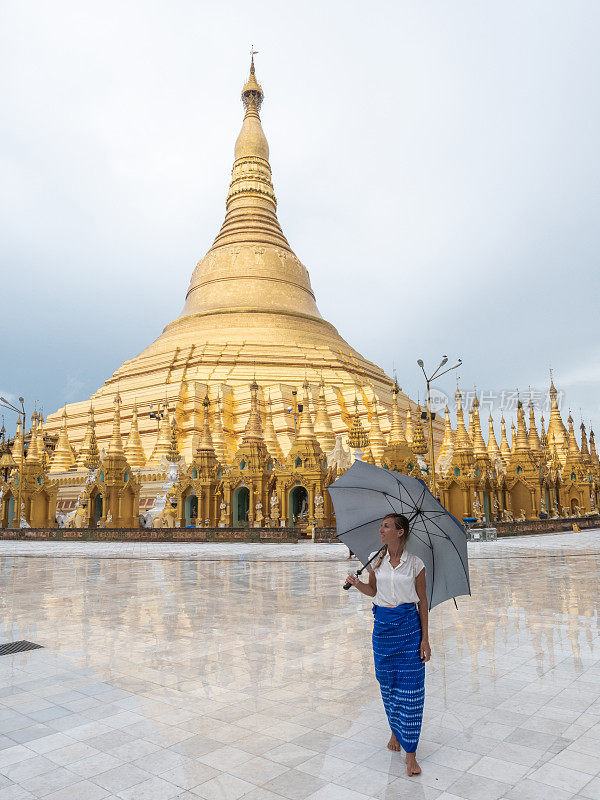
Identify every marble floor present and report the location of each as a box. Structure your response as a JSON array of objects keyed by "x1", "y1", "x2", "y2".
[{"x1": 0, "y1": 532, "x2": 599, "y2": 800}]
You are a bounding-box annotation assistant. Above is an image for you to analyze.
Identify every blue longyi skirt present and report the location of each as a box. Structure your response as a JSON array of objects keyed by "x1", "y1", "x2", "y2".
[{"x1": 372, "y1": 602, "x2": 425, "y2": 753}]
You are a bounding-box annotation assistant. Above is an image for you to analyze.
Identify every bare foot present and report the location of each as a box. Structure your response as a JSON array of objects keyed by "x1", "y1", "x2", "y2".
[
  {"x1": 405, "y1": 752, "x2": 421, "y2": 776},
  {"x1": 387, "y1": 733, "x2": 402, "y2": 751}
]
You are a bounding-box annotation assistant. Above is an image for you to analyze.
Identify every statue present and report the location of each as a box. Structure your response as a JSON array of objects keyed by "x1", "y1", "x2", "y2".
[
  {"x1": 67, "y1": 502, "x2": 87, "y2": 529},
  {"x1": 219, "y1": 501, "x2": 228, "y2": 527},
  {"x1": 269, "y1": 491, "x2": 280, "y2": 525},
  {"x1": 314, "y1": 493, "x2": 325, "y2": 523},
  {"x1": 97, "y1": 510, "x2": 113, "y2": 529},
  {"x1": 255, "y1": 501, "x2": 263, "y2": 526}
]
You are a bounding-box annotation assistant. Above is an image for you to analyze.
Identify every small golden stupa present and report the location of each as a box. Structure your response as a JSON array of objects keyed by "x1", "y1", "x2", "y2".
[{"x1": 46, "y1": 57, "x2": 422, "y2": 460}]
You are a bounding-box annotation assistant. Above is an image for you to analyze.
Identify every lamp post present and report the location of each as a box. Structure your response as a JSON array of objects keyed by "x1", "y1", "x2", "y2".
[
  {"x1": 0, "y1": 396, "x2": 25, "y2": 528},
  {"x1": 416, "y1": 357, "x2": 462, "y2": 499}
]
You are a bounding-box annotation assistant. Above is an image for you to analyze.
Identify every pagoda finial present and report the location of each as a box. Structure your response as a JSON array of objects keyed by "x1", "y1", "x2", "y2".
[
  {"x1": 49, "y1": 406, "x2": 75, "y2": 473},
  {"x1": 197, "y1": 395, "x2": 214, "y2": 453},
  {"x1": 107, "y1": 393, "x2": 124, "y2": 457},
  {"x1": 243, "y1": 380, "x2": 264, "y2": 443},
  {"x1": 297, "y1": 381, "x2": 318, "y2": 443},
  {"x1": 124, "y1": 403, "x2": 146, "y2": 468}
]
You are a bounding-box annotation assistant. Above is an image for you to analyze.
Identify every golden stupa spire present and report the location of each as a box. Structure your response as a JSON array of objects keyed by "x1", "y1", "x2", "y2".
[
  {"x1": 211, "y1": 393, "x2": 229, "y2": 465},
  {"x1": 510, "y1": 421, "x2": 517, "y2": 453},
  {"x1": 242, "y1": 380, "x2": 264, "y2": 443},
  {"x1": 540, "y1": 414, "x2": 549, "y2": 452},
  {"x1": 49, "y1": 407, "x2": 75, "y2": 473},
  {"x1": 410, "y1": 405, "x2": 428, "y2": 456},
  {"x1": 487, "y1": 413, "x2": 502, "y2": 462},
  {"x1": 348, "y1": 397, "x2": 369, "y2": 451},
  {"x1": 368, "y1": 396, "x2": 387, "y2": 464},
  {"x1": 26, "y1": 414, "x2": 41, "y2": 464},
  {"x1": 435, "y1": 406, "x2": 454, "y2": 472},
  {"x1": 454, "y1": 387, "x2": 472, "y2": 453},
  {"x1": 263, "y1": 391, "x2": 283, "y2": 458},
  {"x1": 469, "y1": 393, "x2": 488, "y2": 460},
  {"x1": 107, "y1": 393, "x2": 124, "y2": 457},
  {"x1": 196, "y1": 395, "x2": 215, "y2": 453},
  {"x1": 388, "y1": 382, "x2": 408, "y2": 446},
  {"x1": 312, "y1": 380, "x2": 335, "y2": 453},
  {"x1": 528, "y1": 398, "x2": 542, "y2": 454},
  {"x1": 76, "y1": 405, "x2": 100, "y2": 470},
  {"x1": 36, "y1": 413, "x2": 46, "y2": 466},
  {"x1": 499, "y1": 415, "x2": 511, "y2": 464},
  {"x1": 147, "y1": 404, "x2": 172, "y2": 467},
  {"x1": 547, "y1": 372, "x2": 568, "y2": 456},
  {"x1": 580, "y1": 420, "x2": 591, "y2": 464},
  {"x1": 11, "y1": 419, "x2": 24, "y2": 462},
  {"x1": 566, "y1": 413, "x2": 581, "y2": 459},
  {"x1": 405, "y1": 405, "x2": 414, "y2": 446},
  {"x1": 167, "y1": 416, "x2": 181, "y2": 463},
  {"x1": 297, "y1": 382, "x2": 318, "y2": 443},
  {"x1": 180, "y1": 55, "x2": 323, "y2": 322},
  {"x1": 513, "y1": 400, "x2": 530, "y2": 452},
  {"x1": 124, "y1": 403, "x2": 146, "y2": 468},
  {"x1": 589, "y1": 426, "x2": 598, "y2": 465}
]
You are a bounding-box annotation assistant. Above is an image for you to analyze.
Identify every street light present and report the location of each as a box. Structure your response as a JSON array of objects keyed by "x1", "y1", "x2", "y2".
[
  {"x1": 416, "y1": 358, "x2": 462, "y2": 498},
  {"x1": 0, "y1": 396, "x2": 25, "y2": 529}
]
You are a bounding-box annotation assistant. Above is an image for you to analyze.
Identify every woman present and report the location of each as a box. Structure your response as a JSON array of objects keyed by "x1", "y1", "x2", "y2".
[{"x1": 346, "y1": 513, "x2": 430, "y2": 776}]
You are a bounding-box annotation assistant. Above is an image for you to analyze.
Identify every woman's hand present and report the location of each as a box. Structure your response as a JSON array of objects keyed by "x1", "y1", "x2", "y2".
[
  {"x1": 346, "y1": 573, "x2": 360, "y2": 588},
  {"x1": 420, "y1": 639, "x2": 431, "y2": 662}
]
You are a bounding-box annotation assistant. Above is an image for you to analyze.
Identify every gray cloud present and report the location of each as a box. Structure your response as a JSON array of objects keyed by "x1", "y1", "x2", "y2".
[{"x1": 1, "y1": 0, "x2": 599, "y2": 439}]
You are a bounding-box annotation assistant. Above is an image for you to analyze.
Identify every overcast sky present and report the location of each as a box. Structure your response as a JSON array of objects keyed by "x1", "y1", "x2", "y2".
[{"x1": 1, "y1": 1, "x2": 599, "y2": 437}]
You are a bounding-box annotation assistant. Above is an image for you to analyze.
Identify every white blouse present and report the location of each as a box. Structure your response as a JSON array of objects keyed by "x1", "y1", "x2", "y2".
[{"x1": 369, "y1": 550, "x2": 425, "y2": 607}]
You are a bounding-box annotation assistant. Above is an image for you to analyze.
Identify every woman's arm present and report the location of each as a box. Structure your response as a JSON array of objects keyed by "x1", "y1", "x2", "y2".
[
  {"x1": 346, "y1": 567, "x2": 377, "y2": 597},
  {"x1": 415, "y1": 568, "x2": 431, "y2": 662}
]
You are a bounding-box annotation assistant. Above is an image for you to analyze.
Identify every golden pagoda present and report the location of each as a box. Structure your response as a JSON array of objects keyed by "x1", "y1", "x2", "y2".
[{"x1": 44, "y1": 57, "x2": 424, "y2": 463}]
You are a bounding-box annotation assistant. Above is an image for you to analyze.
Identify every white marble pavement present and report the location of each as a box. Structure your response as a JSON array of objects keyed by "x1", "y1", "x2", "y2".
[{"x1": 0, "y1": 530, "x2": 598, "y2": 799}]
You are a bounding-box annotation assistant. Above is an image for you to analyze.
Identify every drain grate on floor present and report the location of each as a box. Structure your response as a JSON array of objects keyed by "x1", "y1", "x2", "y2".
[{"x1": 0, "y1": 641, "x2": 43, "y2": 657}]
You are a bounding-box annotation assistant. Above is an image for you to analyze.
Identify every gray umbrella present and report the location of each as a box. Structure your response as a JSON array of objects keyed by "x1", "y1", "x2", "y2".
[{"x1": 327, "y1": 460, "x2": 470, "y2": 609}]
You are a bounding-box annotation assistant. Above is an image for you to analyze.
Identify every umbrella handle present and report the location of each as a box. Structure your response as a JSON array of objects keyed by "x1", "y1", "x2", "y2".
[{"x1": 343, "y1": 570, "x2": 362, "y2": 590}]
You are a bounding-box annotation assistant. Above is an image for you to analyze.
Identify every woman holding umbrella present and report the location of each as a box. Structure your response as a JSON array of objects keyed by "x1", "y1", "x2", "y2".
[{"x1": 346, "y1": 512, "x2": 430, "y2": 776}]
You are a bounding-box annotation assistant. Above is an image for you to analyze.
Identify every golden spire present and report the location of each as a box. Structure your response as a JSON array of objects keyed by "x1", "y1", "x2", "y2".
[
  {"x1": 540, "y1": 414, "x2": 549, "y2": 452},
  {"x1": 513, "y1": 401, "x2": 530, "y2": 452},
  {"x1": 590, "y1": 427, "x2": 598, "y2": 464},
  {"x1": 124, "y1": 403, "x2": 146, "y2": 468},
  {"x1": 107, "y1": 393, "x2": 124, "y2": 457},
  {"x1": 313, "y1": 380, "x2": 335, "y2": 453},
  {"x1": 49, "y1": 407, "x2": 75, "y2": 473},
  {"x1": 528, "y1": 399, "x2": 542, "y2": 454},
  {"x1": 76, "y1": 405, "x2": 100, "y2": 470},
  {"x1": 437, "y1": 406, "x2": 454, "y2": 461},
  {"x1": 469, "y1": 393, "x2": 488, "y2": 460},
  {"x1": 566, "y1": 413, "x2": 581, "y2": 458},
  {"x1": 147, "y1": 404, "x2": 172, "y2": 467},
  {"x1": 196, "y1": 395, "x2": 214, "y2": 453},
  {"x1": 388, "y1": 382, "x2": 408, "y2": 446},
  {"x1": 454, "y1": 387, "x2": 472, "y2": 453},
  {"x1": 263, "y1": 391, "x2": 283, "y2": 458},
  {"x1": 410, "y1": 405, "x2": 428, "y2": 456},
  {"x1": 297, "y1": 382, "x2": 318, "y2": 443},
  {"x1": 26, "y1": 415, "x2": 40, "y2": 464},
  {"x1": 580, "y1": 421, "x2": 591, "y2": 464},
  {"x1": 242, "y1": 380, "x2": 264, "y2": 443},
  {"x1": 348, "y1": 397, "x2": 369, "y2": 450},
  {"x1": 499, "y1": 416, "x2": 511, "y2": 463},
  {"x1": 179, "y1": 57, "x2": 325, "y2": 323},
  {"x1": 547, "y1": 374, "x2": 568, "y2": 457},
  {"x1": 405, "y1": 405, "x2": 414, "y2": 446},
  {"x1": 368, "y1": 396, "x2": 387, "y2": 464},
  {"x1": 35, "y1": 414, "x2": 46, "y2": 466},
  {"x1": 211, "y1": 393, "x2": 229, "y2": 465},
  {"x1": 487, "y1": 413, "x2": 502, "y2": 462},
  {"x1": 167, "y1": 416, "x2": 181, "y2": 463},
  {"x1": 11, "y1": 420, "x2": 23, "y2": 462},
  {"x1": 510, "y1": 421, "x2": 517, "y2": 453}
]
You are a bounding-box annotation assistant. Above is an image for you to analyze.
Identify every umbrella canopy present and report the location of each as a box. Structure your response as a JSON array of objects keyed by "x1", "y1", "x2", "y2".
[{"x1": 327, "y1": 460, "x2": 470, "y2": 609}]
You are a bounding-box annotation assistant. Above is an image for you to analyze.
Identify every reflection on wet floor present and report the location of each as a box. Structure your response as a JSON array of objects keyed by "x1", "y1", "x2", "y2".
[{"x1": 0, "y1": 537, "x2": 599, "y2": 799}]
